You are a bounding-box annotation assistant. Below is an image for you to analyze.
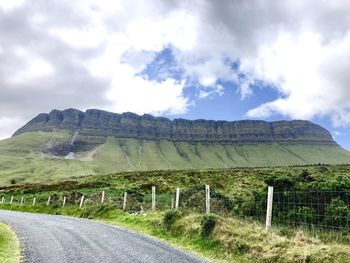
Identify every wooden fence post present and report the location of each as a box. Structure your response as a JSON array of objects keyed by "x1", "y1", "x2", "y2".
[
  {"x1": 63, "y1": 196, "x2": 66, "y2": 207},
  {"x1": 1, "y1": 196, "x2": 4, "y2": 204},
  {"x1": 265, "y1": 186, "x2": 274, "y2": 231},
  {"x1": 20, "y1": 197, "x2": 24, "y2": 205},
  {"x1": 101, "y1": 191, "x2": 105, "y2": 204},
  {"x1": 175, "y1": 188, "x2": 180, "y2": 210},
  {"x1": 47, "y1": 196, "x2": 51, "y2": 206},
  {"x1": 79, "y1": 195, "x2": 84, "y2": 208},
  {"x1": 123, "y1": 192, "x2": 127, "y2": 211},
  {"x1": 32, "y1": 197, "x2": 36, "y2": 206},
  {"x1": 205, "y1": 185, "x2": 210, "y2": 214},
  {"x1": 10, "y1": 196, "x2": 13, "y2": 204},
  {"x1": 152, "y1": 186, "x2": 156, "y2": 211}
]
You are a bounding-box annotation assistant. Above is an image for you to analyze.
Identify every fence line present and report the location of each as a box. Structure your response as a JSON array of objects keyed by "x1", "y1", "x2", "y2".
[{"x1": 1, "y1": 185, "x2": 350, "y2": 232}]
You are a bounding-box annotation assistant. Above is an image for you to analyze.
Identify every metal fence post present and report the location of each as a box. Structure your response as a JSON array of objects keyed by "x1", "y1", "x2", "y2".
[
  {"x1": 32, "y1": 197, "x2": 36, "y2": 206},
  {"x1": 152, "y1": 186, "x2": 156, "y2": 211},
  {"x1": 21, "y1": 197, "x2": 24, "y2": 205},
  {"x1": 206, "y1": 185, "x2": 210, "y2": 214},
  {"x1": 10, "y1": 196, "x2": 13, "y2": 204},
  {"x1": 266, "y1": 186, "x2": 274, "y2": 231},
  {"x1": 47, "y1": 196, "x2": 51, "y2": 206}
]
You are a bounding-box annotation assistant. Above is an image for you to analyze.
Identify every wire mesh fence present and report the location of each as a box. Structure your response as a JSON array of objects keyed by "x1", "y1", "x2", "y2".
[
  {"x1": 1, "y1": 185, "x2": 350, "y2": 233},
  {"x1": 272, "y1": 191, "x2": 350, "y2": 231}
]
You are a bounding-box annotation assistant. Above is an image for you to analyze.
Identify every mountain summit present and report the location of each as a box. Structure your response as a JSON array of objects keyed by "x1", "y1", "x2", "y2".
[
  {"x1": 15, "y1": 108, "x2": 334, "y2": 145},
  {"x1": 0, "y1": 108, "x2": 349, "y2": 184}
]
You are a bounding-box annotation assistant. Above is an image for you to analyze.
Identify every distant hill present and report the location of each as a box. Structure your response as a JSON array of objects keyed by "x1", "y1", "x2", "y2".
[{"x1": 0, "y1": 108, "x2": 349, "y2": 184}]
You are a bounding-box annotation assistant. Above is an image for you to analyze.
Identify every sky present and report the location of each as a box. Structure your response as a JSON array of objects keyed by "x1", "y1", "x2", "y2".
[{"x1": 0, "y1": 0, "x2": 350, "y2": 150}]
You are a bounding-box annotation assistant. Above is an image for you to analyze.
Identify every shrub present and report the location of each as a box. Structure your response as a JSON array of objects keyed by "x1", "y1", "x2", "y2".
[
  {"x1": 65, "y1": 191, "x2": 84, "y2": 205},
  {"x1": 264, "y1": 174, "x2": 296, "y2": 191},
  {"x1": 124, "y1": 188, "x2": 144, "y2": 213},
  {"x1": 10, "y1": 179, "x2": 16, "y2": 185},
  {"x1": 317, "y1": 166, "x2": 329, "y2": 173},
  {"x1": 163, "y1": 209, "x2": 181, "y2": 229},
  {"x1": 298, "y1": 169, "x2": 314, "y2": 182},
  {"x1": 286, "y1": 206, "x2": 317, "y2": 225},
  {"x1": 201, "y1": 214, "x2": 218, "y2": 237},
  {"x1": 325, "y1": 198, "x2": 350, "y2": 228},
  {"x1": 181, "y1": 184, "x2": 234, "y2": 213}
]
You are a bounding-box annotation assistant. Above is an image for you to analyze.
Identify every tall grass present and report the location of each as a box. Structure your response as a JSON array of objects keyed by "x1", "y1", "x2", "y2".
[{"x1": 0, "y1": 222, "x2": 20, "y2": 263}]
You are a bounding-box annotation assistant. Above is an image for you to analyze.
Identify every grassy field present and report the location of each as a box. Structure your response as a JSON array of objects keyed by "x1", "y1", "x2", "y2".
[
  {"x1": 0, "y1": 131, "x2": 349, "y2": 185},
  {"x1": 0, "y1": 222, "x2": 20, "y2": 263},
  {"x1": 1, "y1": 164, "x2": 350, "y2": 202},
  {"x1": 1, "y1": 165, "x2": 350, "y2": 262}
]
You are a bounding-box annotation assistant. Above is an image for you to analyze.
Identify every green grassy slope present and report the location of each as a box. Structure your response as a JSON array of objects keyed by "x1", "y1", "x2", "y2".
[{"x1": 0, "y1": 132, "x2": 349, "y2": 184}]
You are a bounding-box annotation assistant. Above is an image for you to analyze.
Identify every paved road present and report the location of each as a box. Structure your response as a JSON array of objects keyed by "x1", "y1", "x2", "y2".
[{"x1": 0, "y1": 210, "x2": 207, "y2": 263}]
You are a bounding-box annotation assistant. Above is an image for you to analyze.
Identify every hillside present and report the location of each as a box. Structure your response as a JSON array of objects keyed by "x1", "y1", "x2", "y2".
[{"x1": 0, "y1": 108, "x2": 349, "y2": 184}]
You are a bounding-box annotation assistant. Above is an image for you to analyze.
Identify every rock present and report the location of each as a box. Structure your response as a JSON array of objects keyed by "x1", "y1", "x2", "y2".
[{"x1": 13, "y1": 108, "x2": 336, "y2": 145}]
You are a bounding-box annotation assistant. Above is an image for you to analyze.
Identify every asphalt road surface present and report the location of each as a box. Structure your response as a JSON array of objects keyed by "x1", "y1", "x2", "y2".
[{"x1": 0, "y1": 210, "x2": 208, "y2": 263}]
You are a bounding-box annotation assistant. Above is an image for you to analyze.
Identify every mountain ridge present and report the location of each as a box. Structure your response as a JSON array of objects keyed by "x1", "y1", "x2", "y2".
[
  {"x1": 14, "y1": 108, "x2": 336, "y2": 145},
  {"x1": 0, "y1": 108, "x2": 349, "y2": 184}
]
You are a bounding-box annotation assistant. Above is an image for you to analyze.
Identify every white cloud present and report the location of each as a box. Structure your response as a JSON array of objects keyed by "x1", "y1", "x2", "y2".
[
  {"x1": 333, "y1": 131, "x2": 342, "y2": 137},
  {"x1": 101, "y1": 61, "x2": 188, "y2": 115},
  {"x1": 0, "y1": 0, "x2": 25, "y2": 11},
  {"x1": 0, "y1": 117, "x2": 24, "y2": 139},
  {"x1": 198, "y1": 84, "x2": 224, "y2": 99},
  {"x1": 2, "y1": 0, "x2": 350, "y2": 140},
  {"x1": 244, "y1": 31, "x2": 350, "y2": 126}
]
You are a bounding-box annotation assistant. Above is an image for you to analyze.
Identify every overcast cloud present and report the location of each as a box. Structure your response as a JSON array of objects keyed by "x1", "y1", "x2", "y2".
[{"x1": 1, "y1": 0, "x2": 350, "y2": 139}]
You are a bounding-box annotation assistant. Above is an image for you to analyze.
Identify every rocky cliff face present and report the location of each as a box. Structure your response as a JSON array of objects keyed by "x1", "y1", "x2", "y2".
[{"x1": 13, "y1": 108, "x2": 336, "y2": 145}]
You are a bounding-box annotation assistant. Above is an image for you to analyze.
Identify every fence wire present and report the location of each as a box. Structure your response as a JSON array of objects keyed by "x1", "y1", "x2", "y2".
[
  {"x1": 2, "y1": 186, "x2": 350, "y2": 232},
  {"x1": 272, "y1": 191, "x2": 350, "y2": 231}
]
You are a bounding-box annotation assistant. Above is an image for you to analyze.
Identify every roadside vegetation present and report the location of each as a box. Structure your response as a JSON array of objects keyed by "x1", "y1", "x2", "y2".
[
  {"x1": 0, "y1": 222, "x2": 20, "y2": 263},
  {"x1": 1, "y1": 165, "x2": 350, "y2": 262},
  {"x1": 1, "y1": 204, "x2": 350, "y2": 263}
]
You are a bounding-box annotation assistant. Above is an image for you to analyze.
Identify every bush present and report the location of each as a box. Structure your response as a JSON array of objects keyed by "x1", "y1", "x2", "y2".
[
  {"x1": 163, "y1": 209, "x2": 181, "y2": 229},
  {"x1": 264, "y1": 174, "x2": 296, "y2": 191},
  {"x1": 317, "y1": 166, "x2": 329, "y2": 173},
  {"x1": 181, "y1": 184, "x2": 234, "y2": 213},
  {"x1": 10, "y1": 179, "x2": 16, "y2": 185},
  {"x1": 65, "y1": 191, "x2": 84, "y2": 205},
  {"x1": 124, "y1": 188, "x2": 144, "y2": 213},
  {"x1": 298, "y1": 169, "x2": 314, "y2": 182},
  {"x1": 286, "y1": 206, "x2": 317, "y2": 225},
  {"x1": 325, "y1": 198, "x2": 350, "y2": 228},
  {"x1": 201, "y1": 214, "x2": 218, "y2": 237}
]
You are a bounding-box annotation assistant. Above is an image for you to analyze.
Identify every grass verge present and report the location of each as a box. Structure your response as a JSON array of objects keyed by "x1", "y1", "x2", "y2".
[
  {"x1": 1, "y1": 204, "x2": 350, "y2": 263},
  {"x1": 0, "y1": 221, "x2": 20, "y2": 263}
]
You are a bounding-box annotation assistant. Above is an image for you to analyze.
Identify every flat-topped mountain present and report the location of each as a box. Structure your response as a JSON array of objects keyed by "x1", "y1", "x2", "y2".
[
  {"x1": 14, "y1": 108, "x2": 334, "y2": 145},
  {"x1": 0, "y1": 108, "x2": 349, "y2": 185}
]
